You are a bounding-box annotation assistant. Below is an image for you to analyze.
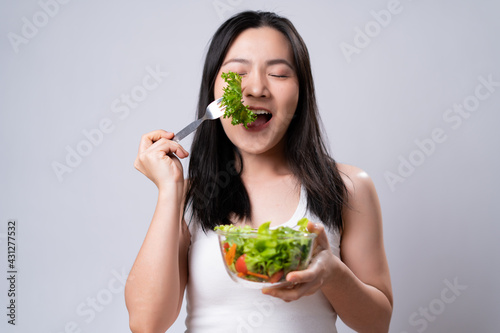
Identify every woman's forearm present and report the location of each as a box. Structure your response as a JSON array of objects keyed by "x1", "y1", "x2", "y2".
[
  {"x1": 125, "y1": 184, "x2": 189, "y2": 333},
  {"x1": 322, "y1": 260, "x2": 393, "y2": 333}
]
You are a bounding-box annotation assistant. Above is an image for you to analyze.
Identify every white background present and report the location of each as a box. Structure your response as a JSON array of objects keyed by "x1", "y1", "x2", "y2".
[{"x1": 1, "y1": 0, "x2": 499, "y2": 332}]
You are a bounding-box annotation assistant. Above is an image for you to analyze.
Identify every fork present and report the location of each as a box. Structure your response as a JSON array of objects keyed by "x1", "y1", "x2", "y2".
[{"x1": 172, "y1": 97, "x2": 225, "y2": 142}]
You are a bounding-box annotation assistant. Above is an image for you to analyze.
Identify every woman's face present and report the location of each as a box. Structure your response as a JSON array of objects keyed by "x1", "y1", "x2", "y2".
[{"x1": 214, "y1": 26, "x2": 299, "y2": 157}]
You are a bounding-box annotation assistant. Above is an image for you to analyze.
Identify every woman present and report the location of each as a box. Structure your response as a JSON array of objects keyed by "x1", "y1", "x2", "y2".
[{"x1": 125, "y1": 10, "x2": 392, "y2": 333}]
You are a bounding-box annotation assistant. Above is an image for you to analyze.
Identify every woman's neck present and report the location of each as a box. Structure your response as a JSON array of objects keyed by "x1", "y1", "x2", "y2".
[{"x1": 238, "y1": 144, "x2": 291, "y2": 183}]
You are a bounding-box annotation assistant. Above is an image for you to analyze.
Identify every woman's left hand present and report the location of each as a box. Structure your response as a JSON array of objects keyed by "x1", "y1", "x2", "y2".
[{"x1": 262, "y1": 221, "x2": 340, "y2": 302}]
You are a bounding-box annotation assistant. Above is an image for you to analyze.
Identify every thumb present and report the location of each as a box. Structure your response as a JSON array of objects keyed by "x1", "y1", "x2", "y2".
[{"x1": 307, "y1": 221, "x2": 330, "y2": 253}]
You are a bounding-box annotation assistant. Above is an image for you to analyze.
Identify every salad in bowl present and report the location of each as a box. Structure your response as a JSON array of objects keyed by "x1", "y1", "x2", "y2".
[{"x1": 214, "y1": 218, "x2": 317, "y2": 289}]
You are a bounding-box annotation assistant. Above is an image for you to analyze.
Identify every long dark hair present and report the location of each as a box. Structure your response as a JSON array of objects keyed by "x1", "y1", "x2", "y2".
[{"x1": 184, "y1": 11, "x2": 347, "y2": 232}]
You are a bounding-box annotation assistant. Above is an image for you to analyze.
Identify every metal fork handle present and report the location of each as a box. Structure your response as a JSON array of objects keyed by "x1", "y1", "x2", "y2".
[{"x1": 172, "y1": 115, "x2": 207, "y2": 142}]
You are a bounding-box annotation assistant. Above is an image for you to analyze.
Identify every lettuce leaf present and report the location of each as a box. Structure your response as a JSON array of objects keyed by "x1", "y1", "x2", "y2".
[{"x1": 220, "y1": 71, "x2": 256, "y2": 128}]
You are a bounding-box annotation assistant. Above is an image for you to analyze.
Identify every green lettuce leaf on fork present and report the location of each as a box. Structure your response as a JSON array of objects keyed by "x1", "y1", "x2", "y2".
[{"x1": 220, "y1": 71, "x2": 257, "y2": 128}]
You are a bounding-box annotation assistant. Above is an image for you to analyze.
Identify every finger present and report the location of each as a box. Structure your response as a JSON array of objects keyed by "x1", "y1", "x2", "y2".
[
  {"x1": 285, "y1": 252, "x2": 328, "y2": 285},
  {"x1": 285, "y1": 266, "x2": 317, "y2": 285},
  {"x1": 263, "y1": 279, "x2": 319, "y2": 302},
  {"x1": 147, "y1": 138, "x2": 189, "y2": 159},
  {"x1": 289, "y1": 280, "x2": 321, "y2": 298},
  {"x1": 135, "y1": 138, "x2": 186, "y2": 173},
  {"x1": 307, "y1": 221, "x2": 330, "y2": 253},
  {"x1": 138, "y1": 130, "x2": 174, "y2": 153},
  {"x1": 285, "y1": 249, "x2": 332, "y2": 285}
]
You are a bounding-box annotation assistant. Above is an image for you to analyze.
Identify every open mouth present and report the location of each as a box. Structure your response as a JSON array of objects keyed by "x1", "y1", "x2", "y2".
[{"x1": 246, "y1": 110, "x2": 272, "y2": 129}]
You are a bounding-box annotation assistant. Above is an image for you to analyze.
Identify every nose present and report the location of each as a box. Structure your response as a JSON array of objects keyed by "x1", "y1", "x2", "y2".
[{"x1": 242, "y1": 71, "x2": 269, "y2": 98}]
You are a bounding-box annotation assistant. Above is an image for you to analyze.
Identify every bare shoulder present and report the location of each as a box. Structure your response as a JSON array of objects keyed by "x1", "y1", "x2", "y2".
[{"x1": 337, "y1": 163, "x2": 379, "y2": 206}]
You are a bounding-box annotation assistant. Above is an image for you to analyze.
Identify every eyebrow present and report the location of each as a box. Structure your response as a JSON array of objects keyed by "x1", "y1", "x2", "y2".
[{"x1": 222, "y1": 58, "x2": 295, "y2": 70}]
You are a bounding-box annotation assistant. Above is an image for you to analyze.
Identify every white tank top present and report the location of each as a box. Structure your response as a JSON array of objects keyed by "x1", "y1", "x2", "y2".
[{"x1": 185, "y1": 185, "x2": 340, "y2": 333}]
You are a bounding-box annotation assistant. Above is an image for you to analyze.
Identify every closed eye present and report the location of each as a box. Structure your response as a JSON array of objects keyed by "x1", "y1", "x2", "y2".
[{"x1": 269, "y1": 74, "x2": 288, "y2": 78}]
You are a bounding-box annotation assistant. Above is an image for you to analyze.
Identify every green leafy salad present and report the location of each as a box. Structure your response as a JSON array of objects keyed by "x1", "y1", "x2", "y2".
[
  {"x1": 214, "y1": 218, "x2": 315, "y2": 283},
  {"x1": 220, "y1": 71, "x2": 256, "y2": 128}
]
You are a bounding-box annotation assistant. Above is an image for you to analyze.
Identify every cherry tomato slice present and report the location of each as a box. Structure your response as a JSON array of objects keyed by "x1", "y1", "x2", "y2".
[
  {"x1": 235, "y1": 254, "x2": 248, "y2": 274},
  {"x1": 268, "y1": 270, "x2": 284, "y2": 283}
]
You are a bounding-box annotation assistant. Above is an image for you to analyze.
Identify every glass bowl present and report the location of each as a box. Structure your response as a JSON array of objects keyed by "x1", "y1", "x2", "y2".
[{"x1": 215, "y1": 227, "x2": 317, "y2": 289}]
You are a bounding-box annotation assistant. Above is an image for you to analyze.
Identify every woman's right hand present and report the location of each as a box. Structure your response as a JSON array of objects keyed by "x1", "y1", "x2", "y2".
[{"x1": 134, "y1": 130, "x2": 189, "y2": 190}]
